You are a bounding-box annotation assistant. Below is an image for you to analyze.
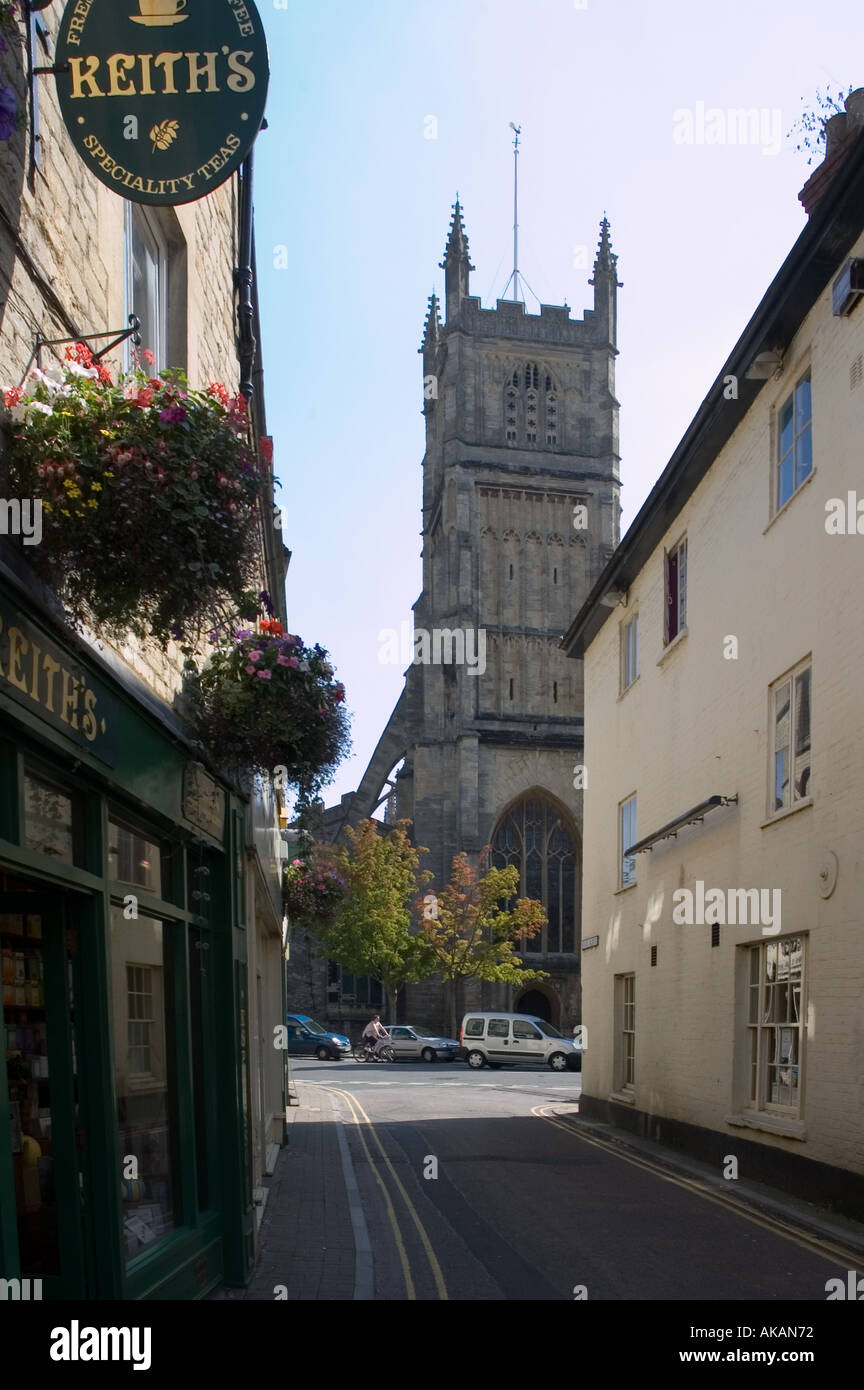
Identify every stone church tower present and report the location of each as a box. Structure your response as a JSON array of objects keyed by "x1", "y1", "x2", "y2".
[{"x1": 315, "y1": 201, "x2": 622, "y2": 1035}]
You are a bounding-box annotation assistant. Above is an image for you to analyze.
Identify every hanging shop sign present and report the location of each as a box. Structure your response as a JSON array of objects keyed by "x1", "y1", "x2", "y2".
[
  {"x1": 0, "y1": 599, "x2": 119, "y2": 766},
  {"x1": 54, "y1": 0, "x2": 269, "y2": 206}
]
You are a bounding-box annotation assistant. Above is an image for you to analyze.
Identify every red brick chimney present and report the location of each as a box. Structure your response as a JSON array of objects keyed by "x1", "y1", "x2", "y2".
[{"x1": 799, "y1": 88, "x2": 864, "y2": 216}]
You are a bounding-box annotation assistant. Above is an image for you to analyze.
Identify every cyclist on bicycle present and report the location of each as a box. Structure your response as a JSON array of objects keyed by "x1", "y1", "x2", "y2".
[{"x1": 362, "y1": 1015, "x2": 388, "y2": 1059}]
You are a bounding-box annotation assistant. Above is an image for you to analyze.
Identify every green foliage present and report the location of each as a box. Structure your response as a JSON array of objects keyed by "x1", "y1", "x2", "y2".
[
  {"x1": 188, "y1": 620, "x2": 351, "y2": 793},
  {"x1": 421, "y1": 851, "x2": 547, "y2": 985},
  {"x1": 316, "y1": 819, "x2": 435, "y2": 1011},
  {"x1": 420, "y1": 851, "x2": 548, "y2": 1033},
  {"x1": 1, "y1": 347, "x2": 266, "y2": 646}
]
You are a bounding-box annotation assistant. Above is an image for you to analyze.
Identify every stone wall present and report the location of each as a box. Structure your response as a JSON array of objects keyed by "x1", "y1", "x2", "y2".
[{"x1": 0, "y1": 5, "x2": 248, "y2": 711}]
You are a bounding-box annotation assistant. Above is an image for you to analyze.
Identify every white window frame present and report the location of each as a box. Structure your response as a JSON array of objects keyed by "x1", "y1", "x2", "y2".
[
  {"x1": 746, "y1": 936, "x2": 806, "y2": 1117},
  {"x1": 768, "y1": 658, "x2": 812, "y2": 816},
  {"x1": 124, "y1": 202, "x2": 169, "y2": 371},
  {"x1": 664, "y1": 535, "x2": 687, "y2": 645},
  {"x1": 619, "y1": 794, "x2": 637, "y2": 889},
  {"x1": 126, "y1": 963, "x2": 154, "y2": 1079},
  {"x1": 775, "y1": 370, "x2": 813, "y2": 513},
  {"x1": 620, "y1": 612, "x2": 639, "y2": 692},
  {"x1": 616, "y1": 973, "x2": 636, "y2": 1090}
]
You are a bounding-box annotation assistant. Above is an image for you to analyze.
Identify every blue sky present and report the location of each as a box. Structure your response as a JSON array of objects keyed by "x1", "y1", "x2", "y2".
[{"x1": 252, "y1": 0, "x2": 855, "y2": 809}]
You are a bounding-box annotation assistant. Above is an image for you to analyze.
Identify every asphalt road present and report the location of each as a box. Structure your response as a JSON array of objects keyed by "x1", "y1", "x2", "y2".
[{"x1": 289, "y1": 1054, "x2": 863, "y2": 1304}]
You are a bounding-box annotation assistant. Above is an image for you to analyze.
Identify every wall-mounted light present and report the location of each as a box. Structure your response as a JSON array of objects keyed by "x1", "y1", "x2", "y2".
[
  {"x1": 745, "y1": 350, "x2": 783, "y2": 380},
  {"x1": 600, "y1": 588, "x2": 628, "y2": 608}
]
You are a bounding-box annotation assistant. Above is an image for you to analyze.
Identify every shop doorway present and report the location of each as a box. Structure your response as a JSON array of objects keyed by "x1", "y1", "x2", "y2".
[{"x1": 2, "y1": 891, "x2": 90, "y2": 1298}]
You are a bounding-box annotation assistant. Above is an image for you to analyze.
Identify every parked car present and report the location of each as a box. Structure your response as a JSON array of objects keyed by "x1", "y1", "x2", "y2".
[
  {"x1": 459, "y1": 1012, "x2": 581, "y2": 1071},
  {"x1": 284, "y1": 1013, "x2": 352, "y2": 1060},
  {"x1": 382, "y1": 1025, "x2": 463, "y2": 1062}
]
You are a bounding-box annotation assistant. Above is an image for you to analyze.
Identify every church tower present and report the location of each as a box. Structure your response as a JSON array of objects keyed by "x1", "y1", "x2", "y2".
[{"x1": 325, "y1": 201, "x2": 622, "y2": 1032}]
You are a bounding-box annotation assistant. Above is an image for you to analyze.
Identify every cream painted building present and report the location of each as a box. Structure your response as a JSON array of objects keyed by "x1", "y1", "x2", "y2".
[{"x1": 563, "y1": 103, "x2": 864, "y2": 1215}]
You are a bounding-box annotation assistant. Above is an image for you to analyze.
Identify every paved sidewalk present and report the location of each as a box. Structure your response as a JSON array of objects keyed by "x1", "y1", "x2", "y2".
[{"x1": 214, "y1": 1084, "x2": 357, "y2": 1301}]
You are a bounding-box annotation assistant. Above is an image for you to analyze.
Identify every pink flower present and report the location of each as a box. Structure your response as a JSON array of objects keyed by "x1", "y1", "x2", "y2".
[
  {"x1": 248, "y1": 649, "x2": 261, "y2": 662},
  {"x1": 257, "y1": 669, "x2": 272, "y2": 680},
  {"x1": 277, "y1": 655, "x2": 298, "y2": 668},
  {"x1": 245, "y1": 665, "x2": 257, "y2": 675}
]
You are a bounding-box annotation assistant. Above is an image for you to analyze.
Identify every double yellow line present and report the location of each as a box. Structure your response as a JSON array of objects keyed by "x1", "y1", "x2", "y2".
[
  {"x1": 532, "y1": 1105, "x2": 864, "y2": 1268},
  {"x1": 322, "y1": 1085, "x2": 448, "y2": 1301}
]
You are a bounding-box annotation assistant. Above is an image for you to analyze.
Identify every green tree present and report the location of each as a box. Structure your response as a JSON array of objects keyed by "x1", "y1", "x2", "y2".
[
  {"x1": 419, "y1": 851, "x2": 548, "y2": 1038},
  {"x1": 317, "y1": 819, "x2": 435, "y2": 1021}
]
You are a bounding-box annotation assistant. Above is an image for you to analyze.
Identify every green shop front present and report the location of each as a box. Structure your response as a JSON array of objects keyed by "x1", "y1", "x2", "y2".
[{"x1": 0, "y1": 572, "x2": 259, "y2": 1299}]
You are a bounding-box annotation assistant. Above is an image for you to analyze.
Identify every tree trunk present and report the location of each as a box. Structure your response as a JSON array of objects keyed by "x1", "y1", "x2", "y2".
[
  {"x1": 386, "y1": 984, "x2": 398, "y2": 1023},
  {"x1": 447, "y1": 978, "x2": 458, "y2": 1040}
]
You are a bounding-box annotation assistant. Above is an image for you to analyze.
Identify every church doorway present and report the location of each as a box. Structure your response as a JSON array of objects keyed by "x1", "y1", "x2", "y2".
[{"x1": 514, "y1": 987, "x2": 558, "y2": 1026}]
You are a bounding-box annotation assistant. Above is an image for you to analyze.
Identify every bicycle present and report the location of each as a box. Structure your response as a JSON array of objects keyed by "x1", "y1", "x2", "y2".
[{"x1": 352, "y1": 1039, "x2": 395, "y2": 1063}]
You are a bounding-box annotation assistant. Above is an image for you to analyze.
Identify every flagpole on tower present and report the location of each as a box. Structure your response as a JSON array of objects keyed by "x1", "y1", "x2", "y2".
[
  {"x1": 501, "y1": 124, "x2": 540, "y2": 307},
  {"x1": 510, "y1": 122, "x2": 521, "y2": 301}
]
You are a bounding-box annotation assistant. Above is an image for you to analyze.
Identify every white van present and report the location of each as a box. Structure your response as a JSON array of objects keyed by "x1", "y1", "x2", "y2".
[{"x1": 459, "y1": 1012, "x2": 581, "y2": 1071}]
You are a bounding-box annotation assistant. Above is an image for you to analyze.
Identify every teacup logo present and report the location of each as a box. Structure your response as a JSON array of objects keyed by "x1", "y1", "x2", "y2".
[{"x1": 131, "y1": 0, "x2": 188, "y2": 25}]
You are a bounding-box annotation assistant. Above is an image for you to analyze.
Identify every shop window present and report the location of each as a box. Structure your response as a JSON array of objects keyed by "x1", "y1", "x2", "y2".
[
  {"x1": 108, "y1": 818, "x2": 170, "y2": 899},
  {"x1": 189, "y1": 926, "x2": 211, "y2": 1210},
  {"x1": 747, "y1": 936, "x2": 806, "y2": 1114},
  {"x1": 22, "y1": 771, "x2": 85, "y2": 868},
  {"x1": 110, "y1": 907, "x2": 179, "y2": 1263}
]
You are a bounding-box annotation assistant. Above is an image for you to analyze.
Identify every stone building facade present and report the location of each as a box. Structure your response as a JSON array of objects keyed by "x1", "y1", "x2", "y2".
[{"x1": 301, "y1": 202, "x2": 622, "y2": 1037}]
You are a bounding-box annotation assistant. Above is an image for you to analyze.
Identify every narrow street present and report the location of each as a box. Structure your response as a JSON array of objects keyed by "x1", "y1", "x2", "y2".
[{"x1": 235, "y1": 1059, "x2": 864, "y2": 1304}]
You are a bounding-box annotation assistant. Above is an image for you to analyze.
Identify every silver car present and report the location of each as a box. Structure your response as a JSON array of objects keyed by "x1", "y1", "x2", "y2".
[{"x1": 383, "y1": 1025, "x2": 462, "y2": 1062}]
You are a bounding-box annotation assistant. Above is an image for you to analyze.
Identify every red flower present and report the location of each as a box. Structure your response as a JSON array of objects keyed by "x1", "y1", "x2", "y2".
[
  {"x1": 208, "y1": 382, "x2": 230, "y2": 407},
  {"x1": 143, "y1": 349, "x2": 155, "y2": 366},
  {"x1": 4, "y1": 386, "x2": 23, "y2": 408},
  {"x1": 65, "y1": 342, "x2": 93, "y2": 366},
  {"x1": 96, "y1": 363, "x2": 113, "y2": 385},
  {"x1": 260, "y1": 435, "x2": 274, "y2": 465}
]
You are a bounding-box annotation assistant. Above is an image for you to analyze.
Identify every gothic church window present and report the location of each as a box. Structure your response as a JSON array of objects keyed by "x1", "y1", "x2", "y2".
[
  {"x1": 491, "y1": 796, "x2": 578, "y2": 953},
  {"x1": 505, "y1": 364, "x2": 560, "y2": 448}
]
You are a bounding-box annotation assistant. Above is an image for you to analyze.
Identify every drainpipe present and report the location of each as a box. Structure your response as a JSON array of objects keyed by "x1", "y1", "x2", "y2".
[{"x1": 236, "y1": 152, "x2": 256, "y2": 402}]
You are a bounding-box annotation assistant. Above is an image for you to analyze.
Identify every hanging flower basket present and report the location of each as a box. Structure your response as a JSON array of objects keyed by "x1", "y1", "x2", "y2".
[
  {"x1": 283, "y1": 857, "x2": 346, "y2": 924},
  {"x1": 1, "y1": 346, "x2": 267, "y2": 645},
  {"x1": 189, "y1": 620, "x2": 351, "y2": 790}
]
